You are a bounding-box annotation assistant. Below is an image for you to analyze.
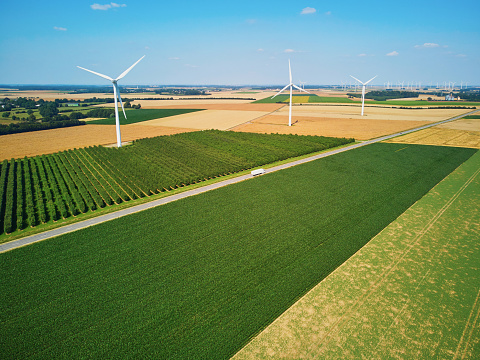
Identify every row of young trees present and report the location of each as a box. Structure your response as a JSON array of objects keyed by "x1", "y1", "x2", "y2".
[
  {"x1": 0, "y1": 150, "x2": 134, "y2": 234},
  {"x1": 0, "y1": 131, "x2": 354, "y2": 235}
]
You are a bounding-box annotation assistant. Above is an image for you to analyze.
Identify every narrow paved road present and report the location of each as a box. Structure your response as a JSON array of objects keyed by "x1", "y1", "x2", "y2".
[{"x1": 1, "y1": 109, "x2": 478, "y2": 253}]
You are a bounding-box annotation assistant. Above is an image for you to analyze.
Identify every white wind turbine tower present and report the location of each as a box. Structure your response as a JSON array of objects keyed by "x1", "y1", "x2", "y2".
[
  {"x1": 272, "y1": 60, "x2": 310, "y2": 126},
  {"x1": 77, "y1": 55, "x2": 145, "y2": 147},
  {"x1": 350, "y1": 75, "x2": 377, "y2": 116}
]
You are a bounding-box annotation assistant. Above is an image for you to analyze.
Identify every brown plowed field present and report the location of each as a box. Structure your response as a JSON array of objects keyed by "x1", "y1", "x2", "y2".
[
  {"x1": 232, "y1": 115, "x2": 430, "y2": 140},
  {"x1": 0, "y1": 124, "x2": 196, "y2": 160}
]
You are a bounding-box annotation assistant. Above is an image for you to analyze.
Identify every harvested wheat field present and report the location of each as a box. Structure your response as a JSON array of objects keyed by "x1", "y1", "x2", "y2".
[
  {"x1": 386, "y1": 118, "x2": 480, "y2": 149},
  {"x1": 136, "y1": 109, "x2": 271, "y2": 130},
  {"x1": 0, "y1": 124, "x2": 196, "y2": 160},
  {"x1": 109, "y1": 98, "x2": 253, "y2": 108},
  {"x1": 233, "y1": 151, "x2": 480, "y2": 359},
  {"x1": 276, "y1": 105, "x2": 470, "y2": 122},
  {"x1": 232, "y1": 115, "x2": 430, "y2": 140},
  {"x1": 141, "y1": 103, "x2": 284, "y2": 112}
]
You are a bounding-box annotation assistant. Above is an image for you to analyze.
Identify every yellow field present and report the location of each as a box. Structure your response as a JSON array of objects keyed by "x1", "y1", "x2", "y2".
[
  {"x1": 276, "y1": 105, "x2": 470, "y2": 122},
  {"x1": 386, "y1": 118, "x2": 480, "y2": 149},
  {"x1": 232, "y1": 115, "x2": 430, "y2": 140},
  {"x1": 136, "y1": 109, "x2": 270, "y2": 130},
  {"x1": 0, "y1": 125, "x2": 196, "y2": 160},
  {"x1": 231, "y1": 106, "x2": 473, "y2": 140},
  {"x1": 283, "y1": 96, "x2": 310, "y2": 103}
]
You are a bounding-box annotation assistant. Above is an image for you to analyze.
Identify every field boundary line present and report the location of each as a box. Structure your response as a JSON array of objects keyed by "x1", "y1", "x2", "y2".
[
  {"x1": 226, "y1": 104, "x2": 287, "y2": 130},
  {"x1": 1, "y1": 109, "x2": 478, "y2": 253},
  {"x1": 454, "y1": 288, "x2": 480, "y2": 360},
  {"x1": 312, "y1": 161, "x2": 480, "y2": 355}
]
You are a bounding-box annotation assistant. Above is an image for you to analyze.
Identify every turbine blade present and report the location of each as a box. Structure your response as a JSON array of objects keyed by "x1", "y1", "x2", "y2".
[
  {"x1": 364, "y1": 75, "x2": 378, "y2": 85},
  {"x1": 349, "y1": 75, "x2": 363, "y2": 85},
  {"x1": 116, "y1": 55, "x2": 146, "y2": 81},
  {"x1": 272, "y1": 84, "x2": 291, "y2": 98},
  {"x1": 77, "y1": 66, "x2": 113, "y2": 81},
  {"x1": 115, "y1": 83, "x2": 127, "y2": 119},
  {"x1": 292, "y1": 84, "x2": 310, "y2": 94},
  {"x1": 289, "y1": 59, "x2": 292, "y2": 84}
]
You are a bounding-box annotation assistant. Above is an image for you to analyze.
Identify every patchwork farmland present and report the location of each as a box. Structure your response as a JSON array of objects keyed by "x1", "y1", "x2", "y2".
[
  {"x1": 1, "y1": 89, "x2": 479, "y2": 359},
  {"x1": 0, "y1": 143, "x2": 476, "y2": 359}
]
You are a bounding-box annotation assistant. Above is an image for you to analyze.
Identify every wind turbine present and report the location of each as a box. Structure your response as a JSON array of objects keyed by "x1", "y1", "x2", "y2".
[
  {"x1": 77, "y1": 55, "x2": 145, "y2": 147},
  {"x1": 272, "y1": 60, "x2": 310, "y2": 126},
  {"x1": 350, "y1": 75, "x2": 377, "y2": 116}
]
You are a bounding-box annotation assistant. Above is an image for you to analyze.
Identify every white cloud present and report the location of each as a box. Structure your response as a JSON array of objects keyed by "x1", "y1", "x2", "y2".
[
  {"x1": 301, "y1": 7, "x2": 316, "y2": 15},
  {"x1": 358, "y1": 53, "x2": 367, "y2": 57},
  {"x1": 284, "y1": 49, "x2": 295, "y2": 53},
  {"x1": 415, "y1": 43, "x2": 440, "y2": 48},
  {"x1": 386, "y1": 51, "x2": 399, "y2": 56},
  {"x1": 91, "y1": 2, "x2": 126, "y2": 10},
  {"x1": 169, "y1": 57, "x2": 180, "y2": 60},
  {"x1": 325, "y1": 11, "x2": 332, "y2": 15},
  {"x1": 257, "y1": 48, "x2": 264, "y2": 52},
  {"x1": 246, "y1": 19, "x2": 257, "y2": 24},
  {"x1": 53, "y1": 26, "x2": 67, "y2": 31},
  {"x1": 456, "y1": 54, "x2": 467, "y2": 57},
  {"x1": 185, "y1": 64, "x2": 198, "y2": 68}
]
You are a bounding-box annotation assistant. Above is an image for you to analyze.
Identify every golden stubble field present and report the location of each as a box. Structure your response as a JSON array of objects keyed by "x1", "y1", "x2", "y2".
[
  {"x1": 386, "y1": 118, "x2": 480, "y2": 149},
  {"x1": 231, "y1": 105, "x2": 471, "y2": 140},
  {"x1": 0, "y1": 125, "x2": 196, "y2": 161},
  {"x1": 137, "y1": 109, "x2": 271, "y2": 131}
]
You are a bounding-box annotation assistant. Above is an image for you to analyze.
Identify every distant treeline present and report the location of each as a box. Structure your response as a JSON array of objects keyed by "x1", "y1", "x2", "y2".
[
  {"x1": 348, "y1": 91, "x2": 420, "y2": 101},
  {"x1": 155, "y1": 88, "x2": 209, "y2": 96},
  {"x1": 457, "y1": 91, "x2": 480, "y2": 102},
  {"x1": 0, "y1": 119, "x2": 85, "y2": 136}
]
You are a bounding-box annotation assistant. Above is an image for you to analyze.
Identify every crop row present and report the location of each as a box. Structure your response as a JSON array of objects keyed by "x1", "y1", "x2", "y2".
[{"x1": 0, "y1": 130, "x2": 354, "y2": 234}]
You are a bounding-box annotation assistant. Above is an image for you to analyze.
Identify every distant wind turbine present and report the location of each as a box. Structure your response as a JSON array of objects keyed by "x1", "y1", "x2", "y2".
[
  {"x1": 77, "y1": 55, "x2": 145, "y2": 147},
  {"x1": 272, "y1": 60, "x2": 310, "y2": 126},
  {"x1": 350, "y1": 75, "x2": 377, "y2": 116}
]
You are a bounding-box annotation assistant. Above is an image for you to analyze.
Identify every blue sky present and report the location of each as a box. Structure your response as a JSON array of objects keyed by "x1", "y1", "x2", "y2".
[{"x1": 2, "y1": 0, "x2": 479, "y2": 85}]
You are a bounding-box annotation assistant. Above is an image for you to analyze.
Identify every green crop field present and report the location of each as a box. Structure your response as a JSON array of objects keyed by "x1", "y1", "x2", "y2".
[
  {"x1": 234, "y1": 150, "x2": 480, "y2": 359},
  {"x1": 0, "y1": 143, "x2": 476, "y2": 359},
  {"x1": 0, "y1": 130, "x2": 353, "y2": 236},
  {"x1": 464, "y1": 114, "x2": 480, "y2": 119},
  {"x1": 87, "y1": 108, "x2": 204, "y2": 125}
]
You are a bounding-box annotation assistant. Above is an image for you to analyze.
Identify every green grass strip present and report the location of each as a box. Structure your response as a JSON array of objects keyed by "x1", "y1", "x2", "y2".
[
  {"x1": 87, "y1": 108, "x2": 204, "y2": 125},
  {"x1": 0, "y1": 143, "x2": 476, "y2": 359}
]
